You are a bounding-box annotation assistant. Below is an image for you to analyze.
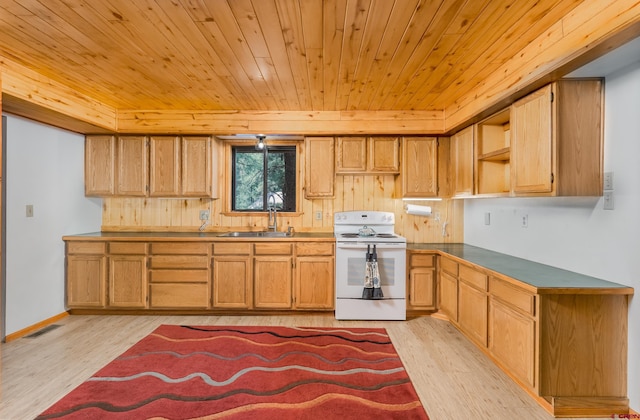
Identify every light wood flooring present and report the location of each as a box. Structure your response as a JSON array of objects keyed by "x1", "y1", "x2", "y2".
[{"x1": 0, "y1": 314, "x2": 615, "y2": 419}]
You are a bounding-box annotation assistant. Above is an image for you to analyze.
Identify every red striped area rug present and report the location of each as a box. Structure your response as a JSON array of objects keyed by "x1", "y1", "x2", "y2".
[{"x1": 36, "y1": 325, "x2": 429, "y2": 419}]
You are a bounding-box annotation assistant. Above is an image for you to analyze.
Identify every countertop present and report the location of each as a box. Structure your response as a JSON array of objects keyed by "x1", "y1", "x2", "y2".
[
  {"x1": 62, "y1": 231, "x2": 336, "y2": 241},
  {"x1": 63, "y1": 233, "x2": 632, "y2": 294},
  {"x1": 409, "y1": 243, "x2": 633, "y2": 294}
]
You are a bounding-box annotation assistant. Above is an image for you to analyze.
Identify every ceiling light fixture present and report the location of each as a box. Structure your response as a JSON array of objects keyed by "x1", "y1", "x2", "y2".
[{"x1": 255, "y1": 135, "x2": 266, "y2": 150}]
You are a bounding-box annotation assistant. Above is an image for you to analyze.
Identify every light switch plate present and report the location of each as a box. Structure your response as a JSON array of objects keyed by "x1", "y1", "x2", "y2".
[{"x1": 603, "y1": 191, "x2": 614, "y2": 210}]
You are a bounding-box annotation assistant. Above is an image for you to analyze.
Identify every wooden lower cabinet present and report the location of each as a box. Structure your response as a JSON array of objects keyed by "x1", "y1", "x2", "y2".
[
  {"x1": 489, "y1": 297, "x2": 535, "y2": 388},
  {"x1": 66, "y1": 241, "x2": 107, "y2": 308},
  {"x1": 457, "y1": 265, "x2": 488, "y2": 346},
  {"x1": 149, "y1": 242, "x2": 211, "y2": 308},
  {"x1": 294, "y1": 242, "x2": 334, "y2": 310},
  {"x1": 438, "y1": 255, "x2": 459, "y2": 322},
  {"x1": 436, "y1": 257, "x2": 630, "y2": 417},
  {"x1": 407, "y1": 252, "x2": 436, "y2": 310},
  {"x1": 254, "y1": 256, "x2": 293, "y2": 309},
  {"x1": 65, "y1": 238, "x2": 334, "y2": 313},
  {"x1": 212, "y1": 242, "x2": 253, "y2": 309},
  {"x1": 212, "y1": 258, "x2": 252, "y2": 308},
  {"x1": 108, "y1": 242, "x2": 147, "y2": 308}
]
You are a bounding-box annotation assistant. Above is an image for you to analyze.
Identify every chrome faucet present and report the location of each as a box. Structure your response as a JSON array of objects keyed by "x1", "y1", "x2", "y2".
[{"x1": 267, "y1": 192, "x2": 278, "y2": 232}]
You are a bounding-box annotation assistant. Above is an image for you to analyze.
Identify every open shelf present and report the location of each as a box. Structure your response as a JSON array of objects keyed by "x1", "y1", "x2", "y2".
[
  {"x1": 478, "y1": 147, "x2": 510, "y2": 162},
  {"x1": 475, "y1": 108, "x2": 511, "y2": 196}
]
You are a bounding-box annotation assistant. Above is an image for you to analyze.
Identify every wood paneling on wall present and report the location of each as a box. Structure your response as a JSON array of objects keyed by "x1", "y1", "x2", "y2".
[{"x1": 101, "y1": 175, "x2": 462, "y2": 244}]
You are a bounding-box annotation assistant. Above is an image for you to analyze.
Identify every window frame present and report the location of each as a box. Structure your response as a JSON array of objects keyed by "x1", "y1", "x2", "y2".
[{"x1": 223, "y1": 140, "x2": 302, "y2": 216}]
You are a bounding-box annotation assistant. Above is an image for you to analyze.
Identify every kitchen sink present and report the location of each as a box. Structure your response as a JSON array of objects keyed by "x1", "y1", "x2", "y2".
[{"x1": 218, "y1": 231, "x2": 291, "y2": 238}]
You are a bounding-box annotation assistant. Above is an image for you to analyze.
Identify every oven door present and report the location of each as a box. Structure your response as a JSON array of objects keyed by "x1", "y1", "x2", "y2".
[{"x1": 335, "y1": 241, "x2": 406, "y2": 299}]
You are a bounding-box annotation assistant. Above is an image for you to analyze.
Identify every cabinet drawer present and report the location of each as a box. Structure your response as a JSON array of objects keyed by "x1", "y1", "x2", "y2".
[
  {"x1": 213, "y1": 242, "x2": 252, "y2": 255},
  {"x1": 151, "y1": 242, "x2": 210, "y2": 255},
  {"x1": 296, "y1": 242, "x2": 334, "y2": 256},
  {"x1": 440, "y1": 257, "x2": 458, "y2": 276},
  {"x1": 490, "y1": 277, "x2": 535, "y2": 316},
  {"x1": 109, "y1": 242, "x2": 147, "y2": 254},
  {"x1": 150, "y1": 269, "x2": 209, "y2": 283},
  {"x1": 459, "y1": 264, "x2": 487, "y2": 291},
  {"x1": 67, "y1": 241, "x2": 106, "y2": 255},
  {"x1": 410, "y1": 253, "x2": 435, "y2": 268},
  {"x1": 149, "y1": 283, "x2": 209, "y2": 308},
  {"x1": 150, "y1": 255, "x2": 209, "y2": 269},
  {"x1": 254, "y1": 243, "x2": 292, "y2": 255}
]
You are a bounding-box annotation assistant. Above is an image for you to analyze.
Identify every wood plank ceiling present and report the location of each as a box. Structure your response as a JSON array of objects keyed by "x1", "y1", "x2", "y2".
[{"x1": 0, "y1": 0, "x2": 589, "y2": 116}]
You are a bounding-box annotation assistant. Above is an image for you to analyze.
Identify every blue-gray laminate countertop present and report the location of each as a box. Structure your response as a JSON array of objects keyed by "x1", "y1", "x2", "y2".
[{"x1": 409, "y1": 243, "x2": 633, "y2": 295}]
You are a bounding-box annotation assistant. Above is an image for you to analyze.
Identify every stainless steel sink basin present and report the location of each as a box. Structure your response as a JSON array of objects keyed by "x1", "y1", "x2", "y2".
[{"x1": 218, "y1": 231, "x2": 291, "y2": 238}]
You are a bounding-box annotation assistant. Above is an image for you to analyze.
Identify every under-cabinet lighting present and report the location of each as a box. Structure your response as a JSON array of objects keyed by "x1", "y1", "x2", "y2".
[{"x1": 401, "y1": 198, "x2": 443, "y2": 201}]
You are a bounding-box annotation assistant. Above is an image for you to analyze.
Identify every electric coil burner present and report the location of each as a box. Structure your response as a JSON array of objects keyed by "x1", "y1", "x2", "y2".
[{"x1": 334, "y1": 211, "x2": 407, "y2": 320}]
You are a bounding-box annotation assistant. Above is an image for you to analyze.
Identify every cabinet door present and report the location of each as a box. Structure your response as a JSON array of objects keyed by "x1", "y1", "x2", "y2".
[
  {"x1": 85, "y1": 135, "x2": 116, "y2": 196},
  {"x1": 408, "y1": 267, "x2": 436, "y2": 310},
  {"x1": 109, "y1": 255, "x2": 148, "y2": 308},
  {"x1": 458, "y1": 281, "x2": 488, "y2": 347},
  {"x1": 402, "y1": 137, "x2": 438, "y2": 197},
  {"x1": 182, "y1": 136, "x2": 215, "y2": 197},
  {"x1": 451, "y1": 126, "x2": 474, "y2": 196},
  {"x1": 117, "y1": 136, "x2": 148, "y2": 196},
  {"x1": 511, "y1": 85, "x2": 553, "y2": 194},
  {"x1": 149, "y1": 136, "x2": 180, "y2": 197},
  {"x1": 369, "y1": 137, "x2": 400, "y2": 173},
  {"x1": 336, "y1": 137, "x2": 367, "y2": 173},
  {"x1": 439, "y1": 271, "x2": 458, "y2": 321},
  {"x1": 213, "y1": 256, "x2": 252, "y2": 308},
  {"x1": 294, "y1": 256, "x2": 334, "y2": 309},
  {"x1": 304, "y1": 137, "x2": 335, "y2": 198},
  {"x1": 489, "y1": 298, "x2": 536, "y2": 388},
  {"x1": 254, "y1": 257, "x2": 292, "y2": 309},
  {"x1": 67, "y1": 255, "x2": 106, "y2": 308}
]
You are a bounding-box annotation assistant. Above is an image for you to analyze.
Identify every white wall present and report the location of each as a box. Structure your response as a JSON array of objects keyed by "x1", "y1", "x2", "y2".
[
  {"x1": 4, "y1": 114, "x2": 102, "y2": 335},
  {"x1": 464, "y1": 62, "x2": 640, "y2": 410}
]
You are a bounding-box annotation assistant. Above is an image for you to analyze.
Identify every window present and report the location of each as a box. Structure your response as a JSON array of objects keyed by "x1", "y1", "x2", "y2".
[{"x1": 231, "y1": 145, "x2": 297, "y2": 212}]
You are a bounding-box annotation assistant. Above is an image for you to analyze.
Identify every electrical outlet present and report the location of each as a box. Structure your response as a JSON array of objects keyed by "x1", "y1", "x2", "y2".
[
  {"x1": 484, "y1": 212, "x2": 490, "y2": 225},
  {"x1": 199, "y1": 210, "x2": 210, "y2": 220},
  {"x1": 26, "y1": 204, "x2": 34, "y2": 218},
  {"x1": 604, "y1": 172, "x2": 614, "y2": 190},
  {"x1": 603, "y1": 191, "x2": 614, "y2": 210},
  {"x1": 314, "y1": 211, "x2": 322, "y2": 220},
  {"x1": 521, "y1": 214, "x2": 528, "y2": 228}
]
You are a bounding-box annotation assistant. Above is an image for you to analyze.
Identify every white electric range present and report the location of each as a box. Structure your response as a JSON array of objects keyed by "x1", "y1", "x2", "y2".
[{"x1": 334, "y1": 211, "x2": 407, "y2": 320}]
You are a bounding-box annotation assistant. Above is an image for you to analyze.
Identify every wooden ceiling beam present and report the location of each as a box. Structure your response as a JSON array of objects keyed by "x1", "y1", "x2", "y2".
[
  {"x1": 115, "y1": 109, "x2": 445, "y2": 135},
  {"x1": 1, "y1": 57, "x2": 117, "y2": 132}
]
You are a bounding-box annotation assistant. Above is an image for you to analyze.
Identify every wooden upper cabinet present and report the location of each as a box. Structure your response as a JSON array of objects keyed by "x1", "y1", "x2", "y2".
[
  {"x1": 336, "y1": 137, "x2": 399, "y2": 174},
  {"x1": 402, "y1": 137, "x2": 438, "y2": 197},
  {"x1": 451, "y1": 126, "x2": 474, "y2": 197},
  {"x1": 304, "y1": 137, "x2": 335, "y2": 198},
  {"x1": 511, "y1": 79, "x2": 603, "y2": 196},
  {"x1": 149, "y1": 136, "x2": 180, "y2": 197},
  {"x1": 336, "y1": 137, "x2": 367, "y2": 173},
  {"x1": 369, "y1": 137, "x2": 400, "y2": 172},
  {"x1": 85, "y1": 135, "x2": 116, "y2": 196},
  {"x1": 85, "y1": 134, "x2": 217, "y2": 198},
  {"x1": 182, "y1": 136, "x2": 216, "y2": 198},
  {"x1": 117, "y1": 136, "x2": 149, "y2": 196}
]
